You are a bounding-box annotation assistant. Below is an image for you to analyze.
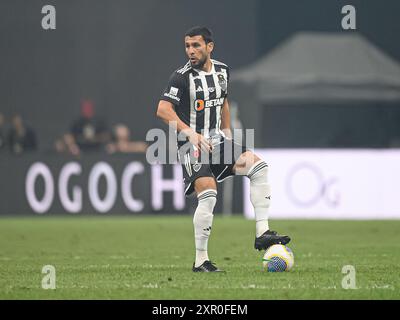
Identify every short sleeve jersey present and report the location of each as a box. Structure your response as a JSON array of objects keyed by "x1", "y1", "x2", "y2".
[{"x1": 160, "y1": 59, "x2": 230, "y2": 139}]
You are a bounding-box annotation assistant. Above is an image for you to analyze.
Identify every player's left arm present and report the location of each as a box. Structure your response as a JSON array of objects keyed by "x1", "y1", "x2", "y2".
[{"x1": 220, "y1": 98, "x2": 232, "y2": 139}]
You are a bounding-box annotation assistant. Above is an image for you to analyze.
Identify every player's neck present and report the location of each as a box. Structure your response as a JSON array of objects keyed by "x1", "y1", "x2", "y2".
[{"x1": 199, "y1": 58, "x2": 212, "y2": 73}]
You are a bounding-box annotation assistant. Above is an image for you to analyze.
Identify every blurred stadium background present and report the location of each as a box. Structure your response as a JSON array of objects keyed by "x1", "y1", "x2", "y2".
[
  {"x1": 1, "y1": 0, "x2": 400, "y2": 217},
  {"x1": 1, "y1": 0, "x2": 400, "y2": 299}
]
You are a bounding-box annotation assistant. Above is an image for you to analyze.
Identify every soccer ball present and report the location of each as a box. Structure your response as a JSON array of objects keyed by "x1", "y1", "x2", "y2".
[{"x1": 262, "y1": 244, "x2": 294, "y2": 272}]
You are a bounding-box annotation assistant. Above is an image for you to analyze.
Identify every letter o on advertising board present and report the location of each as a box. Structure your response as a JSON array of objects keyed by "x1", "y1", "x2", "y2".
[
  {"x1": 88, "y1": 162, "x2": 117, "y2": 213},
  {"x1": 25, "y1": 162, "x2": 54, "y2": 214}
]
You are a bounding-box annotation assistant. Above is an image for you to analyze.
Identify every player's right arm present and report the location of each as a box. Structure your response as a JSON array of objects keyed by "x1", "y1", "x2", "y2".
[{"x1": 157, "y1": 71, "x2": 211, "y2": 152}]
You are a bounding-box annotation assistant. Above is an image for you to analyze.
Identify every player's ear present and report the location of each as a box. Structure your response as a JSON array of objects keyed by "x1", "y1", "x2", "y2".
[{"x1": 207, "y1": 41, "x2": 214, "y2": 53}]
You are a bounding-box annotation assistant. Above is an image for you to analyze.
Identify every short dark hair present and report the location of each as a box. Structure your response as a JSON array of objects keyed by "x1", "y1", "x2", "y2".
[{"x1": 185, "y1": 26, "x2": 214, "y2": 44}]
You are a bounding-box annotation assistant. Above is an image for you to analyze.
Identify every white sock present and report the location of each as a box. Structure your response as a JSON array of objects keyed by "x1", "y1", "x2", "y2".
[
  {"x1": 247, "y1": 160, "x2": 271, "y2": 237},
  {"x1": 195, "y1": 250, "x2": 209, "y2": 267},
  {"x1": 256, "y1": 220, "x2": 270, "y2": 238},
  {"x1": 193, "y1": 189, "x2": 217, "y2": 267}
]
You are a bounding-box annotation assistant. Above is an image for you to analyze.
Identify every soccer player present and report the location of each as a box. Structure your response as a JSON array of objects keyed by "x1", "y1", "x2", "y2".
[{"x1": 157, "y1": 26, "x2": 290, "y2": 272}]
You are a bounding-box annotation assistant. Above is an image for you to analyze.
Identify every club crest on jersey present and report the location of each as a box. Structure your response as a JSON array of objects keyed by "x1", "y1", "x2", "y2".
[
  {"x1": 193, "y1": 162, "x2": 202, "y2": 172},
  {"x1": 169, "y1": 86, "x2": 179, "y2": 96},
  {"x1": 217, "y1": 74, "x2": 227, "y2": 92},
  {"x1": 164, "y1": 86, "x2": 180, "y2": 101}
]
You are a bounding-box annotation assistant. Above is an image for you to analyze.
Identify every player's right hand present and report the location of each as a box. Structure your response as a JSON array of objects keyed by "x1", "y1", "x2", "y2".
[{"x1": 188, "y1": 131, "x2": 212, "y2": 153}]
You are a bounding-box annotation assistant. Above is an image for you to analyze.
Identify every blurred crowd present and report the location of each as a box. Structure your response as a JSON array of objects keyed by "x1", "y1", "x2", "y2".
[
  {"x1": 0, "y1": 99, "x2": 148, "y2": 156},
  {"x1": 0, "y1": 113, "x2": 37, "y2": 155}
]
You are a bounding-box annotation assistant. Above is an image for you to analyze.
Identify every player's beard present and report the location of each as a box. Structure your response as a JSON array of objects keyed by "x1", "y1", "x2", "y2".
[{"x1": 191, "y1": 55, "x2": 207, "y2": 69}]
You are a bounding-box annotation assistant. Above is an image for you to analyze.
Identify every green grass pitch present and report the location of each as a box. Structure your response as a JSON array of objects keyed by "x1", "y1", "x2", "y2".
[{"x1": 0, "y1": 216, "x2": 399, "y2": 299}]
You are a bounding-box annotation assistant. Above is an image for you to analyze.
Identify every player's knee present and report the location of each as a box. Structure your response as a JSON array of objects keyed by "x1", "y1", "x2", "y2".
[
  {"x1": 194, "y1": 177, "x2": 217, "y2": 194},
  {"x1": 234, "y1": 151, "x2": 260, "y2": 174}
]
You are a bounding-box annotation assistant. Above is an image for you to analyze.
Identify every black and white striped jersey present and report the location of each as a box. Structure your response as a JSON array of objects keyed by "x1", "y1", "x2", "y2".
[{"x1": 160, "y1": 59, "x2": 229, "y2": 140}]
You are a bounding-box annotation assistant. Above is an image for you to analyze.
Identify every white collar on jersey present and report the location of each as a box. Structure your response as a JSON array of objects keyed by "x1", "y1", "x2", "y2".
[{"x1": 193, "y1": 61, "x2": 216, "y2": 75}]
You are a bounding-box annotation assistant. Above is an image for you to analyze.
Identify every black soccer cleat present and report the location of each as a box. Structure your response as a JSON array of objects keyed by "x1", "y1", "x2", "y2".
[
  {"x1": 192, "y1": 260, "x2": 225, "y2": 273},
  {"x1": 254, "y1": 230, "x2": 291, "y2": 251}
]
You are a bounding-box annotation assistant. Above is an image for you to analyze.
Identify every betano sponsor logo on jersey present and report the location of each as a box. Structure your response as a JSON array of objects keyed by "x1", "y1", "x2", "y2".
[{"x1": 194, "y1": 98, "x2": 224, "y2": 112}]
